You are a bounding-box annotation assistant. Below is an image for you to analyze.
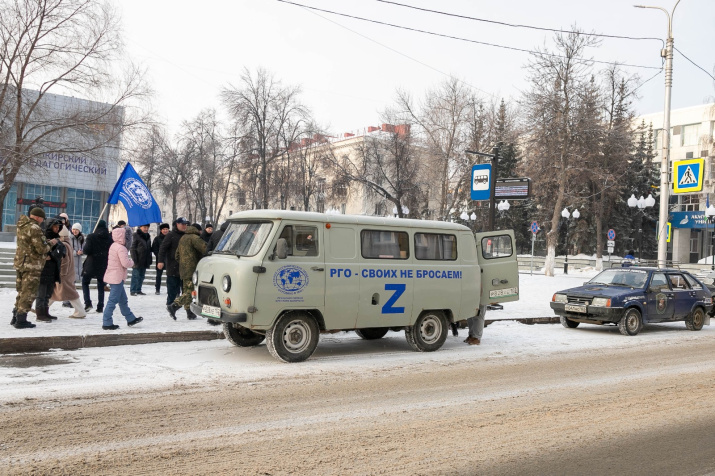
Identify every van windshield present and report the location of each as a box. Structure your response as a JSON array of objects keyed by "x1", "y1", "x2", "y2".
[{"x1": 215, "y1": 221, "x2": 273, "y2": 257}]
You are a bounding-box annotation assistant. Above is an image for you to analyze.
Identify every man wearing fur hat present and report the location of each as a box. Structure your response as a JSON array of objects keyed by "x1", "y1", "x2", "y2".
[{"x1": 12, "y1": 208, "x2": 57, "y2": 329}]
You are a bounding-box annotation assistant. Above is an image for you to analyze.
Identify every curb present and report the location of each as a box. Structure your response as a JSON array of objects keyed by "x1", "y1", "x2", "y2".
[{"x1": 0, "y1": 330, "x2": 225, "y2": 354}]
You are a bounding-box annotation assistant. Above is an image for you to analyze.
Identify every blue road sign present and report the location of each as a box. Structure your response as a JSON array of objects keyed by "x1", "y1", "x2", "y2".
[
  {"x1": 607, "y1": 229, "x2": 616, "y2": 240},
  {"x1": 673, "y1": 158, "x2": 704, "y2": 194},
  {"x1": 530, "y1": 221, "x2": 539, "y2": 234},
  {"x1": 471, "y1": 164, "x2": 492, "y2": 201}
]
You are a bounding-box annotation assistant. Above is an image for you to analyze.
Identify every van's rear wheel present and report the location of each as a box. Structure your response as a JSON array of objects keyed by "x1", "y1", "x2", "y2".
[
  {"x1": 405, "y1": 311, "x2": 447, "y2": 352},
  {"x1": 266, "y1": 312, "x2": 319, "y2": 363},
  {"x1": 355, "y1": 328, "x2": 389, "y2": 340},
  {"x1": 224, "y1": 323, "x2": 265, "y2": 347}
]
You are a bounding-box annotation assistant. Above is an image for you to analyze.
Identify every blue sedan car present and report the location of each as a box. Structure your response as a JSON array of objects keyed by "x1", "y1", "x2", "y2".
[{"x1": 550, "y1": 267, "x2": 712, "y2": 335}]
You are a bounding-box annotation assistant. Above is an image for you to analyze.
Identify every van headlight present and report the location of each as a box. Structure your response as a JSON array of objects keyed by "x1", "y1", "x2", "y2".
[
  {"x1": 552, "y1": 293, "x2": 567, "y2": 303},
  {"x1": 222, "y1": 275, "x2": 231, "y2": 292},
  {"x1": 591, "y1": 297, "x2": 611, "y2": 307},
  {"x1": 192, "y1": 270, "x2": 198, "y2": 285}
]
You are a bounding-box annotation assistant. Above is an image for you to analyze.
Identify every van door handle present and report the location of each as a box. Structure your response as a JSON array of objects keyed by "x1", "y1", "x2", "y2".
[{"x1": 311, "y1": 267, "x2": 324, "y2": 272}]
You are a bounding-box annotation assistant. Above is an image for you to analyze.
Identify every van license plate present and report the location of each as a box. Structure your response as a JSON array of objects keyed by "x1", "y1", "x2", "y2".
[
  {"x1": 202, "y1": 305, "x2": 221, "y2": 318},
  {"x1": 565, "y1": 304, "x2": 586, "y2": 313},
  {"x1": 489, "y1": 287, "x2": 518, "y2": 298}
]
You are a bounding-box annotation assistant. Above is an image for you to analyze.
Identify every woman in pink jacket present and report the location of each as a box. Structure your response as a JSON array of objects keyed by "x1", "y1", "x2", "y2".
[{"x1": 102, "y1": 227, "x2": 143, "y2": 330}]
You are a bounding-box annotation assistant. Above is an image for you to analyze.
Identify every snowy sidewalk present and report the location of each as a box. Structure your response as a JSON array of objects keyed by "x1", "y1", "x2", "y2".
[{"x1": 0, "y1": 270, "x2": 596, "y2": 353}]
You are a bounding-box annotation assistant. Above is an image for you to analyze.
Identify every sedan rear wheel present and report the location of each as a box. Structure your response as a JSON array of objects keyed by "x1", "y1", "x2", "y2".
[{"x1": 685, "y1": 307, "x2": 705, "y2": 331}]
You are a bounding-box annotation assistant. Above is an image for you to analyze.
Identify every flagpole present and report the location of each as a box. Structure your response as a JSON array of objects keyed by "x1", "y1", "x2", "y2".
[{"x1": 93, "y1": 203, "x2": 109, "y2": 232}]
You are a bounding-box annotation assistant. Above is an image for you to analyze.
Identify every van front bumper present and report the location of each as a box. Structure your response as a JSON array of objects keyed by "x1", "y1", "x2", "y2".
[{"x1": 190, "y1": 303, "x2": 247, "y2": 323}]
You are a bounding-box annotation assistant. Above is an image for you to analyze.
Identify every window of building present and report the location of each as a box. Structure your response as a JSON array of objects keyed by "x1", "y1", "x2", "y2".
[
  {"x1": 681, "y1": 123, "x2": 700, "y2": 147},
  {"x1": 361, "y1": 230, "x2": 409, "y2": 259},
  {"x1": 1, "y1": 182, "x2": 18, "y2": 230},
  {"x1": 414, "y1": 233, "x2": 457, "y2": 260},
  {"x1": 681, "y1": 194, "x2": 699, "y2": 212},
  {"x1": 23, "y1": 184, "x2": 62, "y2": 219},
  {"x1": 66, "y1": 188, "x2": 102, "y2": 234}
]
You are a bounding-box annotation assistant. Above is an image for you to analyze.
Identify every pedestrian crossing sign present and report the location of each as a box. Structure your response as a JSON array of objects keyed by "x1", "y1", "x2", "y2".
[{"x1": 673, "y1": 158, "x2": 704, "y2": 194}]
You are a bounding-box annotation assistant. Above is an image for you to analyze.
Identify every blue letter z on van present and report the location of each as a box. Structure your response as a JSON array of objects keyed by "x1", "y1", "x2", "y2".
[{"x1": 382, "y1": 284, "x2": 406, "y2": 314}]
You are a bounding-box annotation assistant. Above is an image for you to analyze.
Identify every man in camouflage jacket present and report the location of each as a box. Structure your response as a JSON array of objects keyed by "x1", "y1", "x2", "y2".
[
  {"x1": 13, "y1": 208, "x2": 58, "y2": 329},
  {"x1": 167, "y1": 225, "x2": 206, "y2": 320}
]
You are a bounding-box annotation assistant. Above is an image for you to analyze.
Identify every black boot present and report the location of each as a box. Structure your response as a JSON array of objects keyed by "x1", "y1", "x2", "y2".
[
  {"x1": 11, "y1": 308, "x2": 17, "y2": 326},
  {"x1": 167, "y1": 303, "x2": 181, "y2": 320},
  {"x1": 35, "y1": 308, "x2": 52, "y2": 323},
  {"x1": 186, "y1": 308, "x2": 197, "y2": 320},
  {"x1": 14, "y1": 312, "x2": 36, "y2": 329}
]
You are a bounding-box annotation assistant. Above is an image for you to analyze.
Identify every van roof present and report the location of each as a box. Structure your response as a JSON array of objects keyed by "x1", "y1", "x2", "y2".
[{"x1": 227, "y1": 209, "x2": 471, "y2": 231}]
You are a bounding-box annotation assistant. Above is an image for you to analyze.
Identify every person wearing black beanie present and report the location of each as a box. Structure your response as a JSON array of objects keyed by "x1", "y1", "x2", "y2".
[{"x1": 151, "y1": 223, "x2": 170, "y2": 295}]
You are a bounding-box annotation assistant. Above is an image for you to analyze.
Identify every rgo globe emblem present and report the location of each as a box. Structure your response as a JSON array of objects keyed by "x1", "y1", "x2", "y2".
[
  {"x1": 122, "y1": 178, "x2": 153, "y2": 210},
  {"x1": 273, "y1": 265, "x2": 309, "y2": 294}
]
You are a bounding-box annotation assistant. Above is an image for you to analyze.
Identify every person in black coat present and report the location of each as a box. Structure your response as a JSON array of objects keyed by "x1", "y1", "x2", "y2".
[
  {"x1": 151, "y1": 223, "x2": 170, "y2": 295},
  {"x1": 35, "y1": 218, "x2": 65, "y2": 322},
  {"x1": 82, "y1": 219, "x2": 112, "y2": 312},
  {"x1": 158, "y1": 217, "x2": 187, "y2": 306},
  {"x1": 206, "y1": 221, "x2": 228, "y2": 253},
  {"x1": 129, "y1": 224, "x2": 152, "y2": 296},
  {"x1": 200, "y1": 223, "x2": 213, "y2": 243}
]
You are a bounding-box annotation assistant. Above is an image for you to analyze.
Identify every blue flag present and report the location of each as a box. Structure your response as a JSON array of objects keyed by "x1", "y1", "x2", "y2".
[{"x1": 107, "y1": 163, "x2": 162, "y2": 226}]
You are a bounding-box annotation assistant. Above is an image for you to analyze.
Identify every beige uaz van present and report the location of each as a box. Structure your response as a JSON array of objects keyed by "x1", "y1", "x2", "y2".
[{"x1": 190, "y1": 210, "x2": 519, "y2": 362}]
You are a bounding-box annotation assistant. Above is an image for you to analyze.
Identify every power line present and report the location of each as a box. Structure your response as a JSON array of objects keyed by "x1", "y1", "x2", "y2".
[
  {"x1": 674, "y1": 47, "x2": 715, "y2": 82},
  {"x1": 378, "y1": 0, "x2": 665, "y2": 46},
  {"x1": 277, "y1": 0, "x2": 663, "y2": 71},
  {"x1": 287, "y1": 1, "x2": 500, "y2": 100}
]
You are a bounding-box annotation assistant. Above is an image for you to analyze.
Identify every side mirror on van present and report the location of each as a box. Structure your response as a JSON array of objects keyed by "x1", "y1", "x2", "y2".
[{"x1": 275, "y1": 238, "x2": 288, "y2": 260}]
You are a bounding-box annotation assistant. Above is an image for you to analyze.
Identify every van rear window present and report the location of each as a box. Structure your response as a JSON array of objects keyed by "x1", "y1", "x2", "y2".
[
  {"x1": 414, "y1": 233, "x2": 457, "y2": 260},
  {"x1": 361, "y1": 230, "x2": 409, "y2": 259},
  {"x1": 481, "y1": 235, "x2": 513, "y2": 259}
]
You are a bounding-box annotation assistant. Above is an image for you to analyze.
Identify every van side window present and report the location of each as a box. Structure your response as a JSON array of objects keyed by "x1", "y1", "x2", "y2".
[
  {"x1": 278, "y1": 225, "x2": 319, "y2": 257},
  {"x1": 414, "y1": 233, "x2": 457, "y2": 260},
  {"x1": 481, "y1": 235, "x2": 513, "y2": 259},
  {"x1": 361, "y1": 230, "x2": 409, "y2": 259}
]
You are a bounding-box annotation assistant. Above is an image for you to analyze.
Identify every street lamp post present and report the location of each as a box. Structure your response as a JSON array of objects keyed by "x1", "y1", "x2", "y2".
[
  {"x1": 627, "y1": 193, "x2": 656, "y2": 262},
  {"x1": 706, "y1": 205, "x2": 715, "y2": 270},
  {"x1": 561, "y1": 208, "x2": 580, "y2": 274},
  {"x1": 635, "y1": 0, "x2": 681, "y2": 268}
]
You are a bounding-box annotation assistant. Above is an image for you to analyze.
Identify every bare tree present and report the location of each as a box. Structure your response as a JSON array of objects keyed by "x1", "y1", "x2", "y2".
[
  {"x1": 0, "y1": 0, "x2": 149, "y2": 227},
  {"x1": 395, "y1": 77, "x2": 481, "y2": 220},
  {"x1": 221, "y1": 67, "x2": 307, "y2": 209},
  {"x1": 521, "y1": 30, "x2": 600, "y2": 276}
]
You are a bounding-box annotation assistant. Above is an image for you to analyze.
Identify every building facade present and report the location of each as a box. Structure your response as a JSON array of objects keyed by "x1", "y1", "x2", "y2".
[
  {"x1": 637, "y1": 103, "x2": 715, "y2": 264},
  {"x1": 1, "y1": 91, "x2": 121, "y2": 235}
]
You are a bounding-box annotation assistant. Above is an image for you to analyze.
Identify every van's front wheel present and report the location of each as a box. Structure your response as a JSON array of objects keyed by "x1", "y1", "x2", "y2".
[
  {"x1": 224, "y1": 323, "x2": 265, "y2": 347},
  {"x1": 405, "y1": 311, "x2": 447, "y2": 352},
  {"x1": 267, "y1": 312, "x2": 319, "y2": 363}
]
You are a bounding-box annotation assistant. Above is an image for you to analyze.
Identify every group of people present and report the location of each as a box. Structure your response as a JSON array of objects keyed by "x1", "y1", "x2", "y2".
[
  {"x1": 11, "y1": 206, "x2": 227, "y2": 330},
  {"x1": 157, "y1": 218, "x2": 226, "y2": 322}
]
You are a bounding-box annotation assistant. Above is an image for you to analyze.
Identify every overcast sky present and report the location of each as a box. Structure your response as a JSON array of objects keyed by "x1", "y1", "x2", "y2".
[{"x1": 119, "y1": 0, "x2": 714, "y2": 136}]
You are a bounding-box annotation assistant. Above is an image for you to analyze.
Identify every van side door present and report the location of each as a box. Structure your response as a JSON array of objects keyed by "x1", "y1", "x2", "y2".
[
  {"x1": 254, "y1": 222, "x2": 326, "y2": 328},
  {"x1": 475, "y1": 231, "x2": 520, "y2": 306}
]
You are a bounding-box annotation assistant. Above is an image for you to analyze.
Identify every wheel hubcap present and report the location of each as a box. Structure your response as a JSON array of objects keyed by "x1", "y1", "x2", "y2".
[
  {"x1": 283, "y1": 320, "x2": 310, "y2": 353},
  {"x1": 627, "y1": 314, "x2": 638, "y2": 331},
  {"x1": 694, "y1": 312, "x2": 703, "y2": 326},
  {"x1": 420, "y1": 316, "x2": 441, "y2": 344}
]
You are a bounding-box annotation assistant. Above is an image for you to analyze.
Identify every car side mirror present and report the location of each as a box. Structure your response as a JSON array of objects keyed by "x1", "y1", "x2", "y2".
[{"x1": 275, "y1": 238, "x2": 288, "y2": 260}]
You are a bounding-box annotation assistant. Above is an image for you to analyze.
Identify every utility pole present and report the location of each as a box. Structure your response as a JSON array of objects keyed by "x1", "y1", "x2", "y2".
[{"x1": 635, "y1": 0, "x2": 681, "y2": 268}]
